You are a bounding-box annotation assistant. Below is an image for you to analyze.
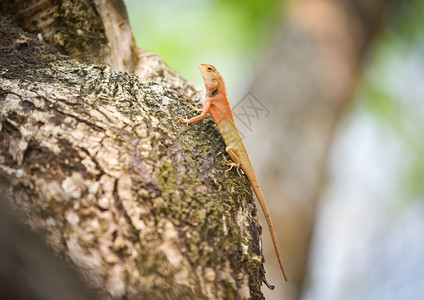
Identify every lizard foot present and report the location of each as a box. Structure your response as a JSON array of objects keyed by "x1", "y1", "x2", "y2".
[
  {"x1": 175, "y1": 115, "x2": 189, "y2": 125},
  {"x1": 222, "y1": 160, "x2": 242, "y2": 177},
  {"x1": 187, "y1": 104, "x2": 202, "y2": 112}
]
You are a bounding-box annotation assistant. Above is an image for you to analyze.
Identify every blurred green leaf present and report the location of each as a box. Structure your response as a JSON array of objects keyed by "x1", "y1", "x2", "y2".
[
  {"x1": 357, "y1": 0, "x2": 424, "y2": 204},
  {"x1": 125, "y1": 0, "x2": 282, "y2": 88}
]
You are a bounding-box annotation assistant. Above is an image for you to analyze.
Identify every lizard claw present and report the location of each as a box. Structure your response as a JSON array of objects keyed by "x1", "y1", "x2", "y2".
[
  {"x1": 222, "y1": 160, "x2": 242, "y2": 177},
  {"x1": 176, "y1": 115, "x2": 189, "y2": 125},
  {"x1": 187, "y1": 104, "x2": 202, "y2": 112}
]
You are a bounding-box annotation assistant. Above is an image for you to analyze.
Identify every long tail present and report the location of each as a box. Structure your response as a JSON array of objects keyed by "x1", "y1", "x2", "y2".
[{"x1": 246, "y1": 171, "x2": 288, "y2": 282}]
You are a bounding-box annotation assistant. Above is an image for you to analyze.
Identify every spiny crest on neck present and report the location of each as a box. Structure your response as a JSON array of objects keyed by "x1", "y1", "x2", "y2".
[{"x1": 220, "y1": 77, "x2": 230, "y2": 104}]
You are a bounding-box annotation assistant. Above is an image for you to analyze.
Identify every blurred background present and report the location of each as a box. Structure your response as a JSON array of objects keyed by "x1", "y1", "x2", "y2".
[{"x1": 124, "y1": 0, "x2": 424, "y2": 299}]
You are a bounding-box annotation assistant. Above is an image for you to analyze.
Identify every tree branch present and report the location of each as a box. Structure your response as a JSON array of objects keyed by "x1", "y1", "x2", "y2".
[{"x1": 0, "y1": 11, "x2": 268, "y2": 299}]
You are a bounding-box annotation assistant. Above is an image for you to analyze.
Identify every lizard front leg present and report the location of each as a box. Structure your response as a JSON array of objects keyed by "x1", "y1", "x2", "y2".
[
  {"x1": 187, "y1": 104, "x2": 203, "y2": 112},
  {"x1": 177, "y1": 98, "x2": 212, "y2": 124}
]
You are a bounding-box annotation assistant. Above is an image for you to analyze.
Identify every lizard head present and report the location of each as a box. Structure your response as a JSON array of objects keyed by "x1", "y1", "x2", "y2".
[{"x1": 199, "y1": 64, "x2": 220, "y2": 92}]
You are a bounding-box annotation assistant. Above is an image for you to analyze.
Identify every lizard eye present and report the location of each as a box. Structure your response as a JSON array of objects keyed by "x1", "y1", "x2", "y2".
[{"x1": 207, "y1": 67, "x2": 212, "y2": 71}]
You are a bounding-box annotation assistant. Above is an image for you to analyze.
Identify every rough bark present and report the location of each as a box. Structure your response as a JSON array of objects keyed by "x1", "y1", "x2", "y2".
[
  {"x1": 0, "y1": 4, "x2": 269, "y2": 300},
  {"x1": 0, "y1": 199, "x2": 95, "y2": 300},
  {"x1": 0, "y1": 0, "x2": 137, "y2": 72},
  {"x1": 246, "y1": 0, "x2": 395, "y2": 299}
]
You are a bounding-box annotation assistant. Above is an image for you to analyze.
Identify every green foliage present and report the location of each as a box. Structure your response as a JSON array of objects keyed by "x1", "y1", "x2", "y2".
[
  {"x1": 388, "y1": 1, "x2": 424, "y2": 48},
  {"x1": 125, "y1": 0, "x2": 282, "y2": 88},
  {"x1": 357, "y1": 0, "x2": 424, "y2": 203}
]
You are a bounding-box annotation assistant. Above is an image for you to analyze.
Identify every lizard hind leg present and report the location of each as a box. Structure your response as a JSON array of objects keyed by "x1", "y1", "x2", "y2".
[{"x1": 223, "y1": 147, "x2": 242, "y2": 177}]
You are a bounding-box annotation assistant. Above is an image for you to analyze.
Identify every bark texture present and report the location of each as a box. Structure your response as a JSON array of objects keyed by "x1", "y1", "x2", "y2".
[
  {"x1": 0, "y1": 199, "x2": 95, "y2": 300},
  {"x1": 0, "y1": 3, "x2": 269, "y2": 300},
  {"x1": 0, "y1": 0, "x2": 137, "y2": 72}
]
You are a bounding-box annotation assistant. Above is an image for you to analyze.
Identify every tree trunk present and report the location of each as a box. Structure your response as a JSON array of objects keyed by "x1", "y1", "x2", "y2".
[{"x1": 0, "y1": 2, "x2": 270, "y2": 299}]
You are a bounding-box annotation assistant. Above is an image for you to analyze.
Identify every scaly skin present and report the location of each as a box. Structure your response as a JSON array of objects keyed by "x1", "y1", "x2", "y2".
[{"x1": 178, "y1": 64, "x2": 288, "y2": 284}]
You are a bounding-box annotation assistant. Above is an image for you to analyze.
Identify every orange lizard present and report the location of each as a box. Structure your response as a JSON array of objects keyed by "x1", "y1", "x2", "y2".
[{"x1": 177, "y1": 64, "x2": 288, "y2": 283}]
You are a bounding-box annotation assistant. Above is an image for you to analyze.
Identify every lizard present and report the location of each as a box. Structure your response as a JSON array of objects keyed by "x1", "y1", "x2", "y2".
[{"x1": 177, "y1": 64, "x2": 288, "y2": 284}]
